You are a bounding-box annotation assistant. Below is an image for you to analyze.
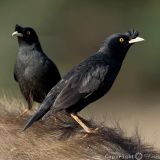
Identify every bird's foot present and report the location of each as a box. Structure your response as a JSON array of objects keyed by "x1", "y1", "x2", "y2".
[
  {"x1": 81, "y1": 127, "x2": 99, "y2": 138},
  {"x1": 86, "y1": 127, "x2": 99, "y2": 133},
  {"x1": 16, "y1": 109, "x2": 30, "y2": 118}
]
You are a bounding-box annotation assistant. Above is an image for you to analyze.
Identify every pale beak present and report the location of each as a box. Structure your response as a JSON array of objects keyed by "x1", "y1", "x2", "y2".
[
  {"x1": 129, "y1": 37, "x2": 144, "y2": 44},
  {"x1": 12, "y1": 31, "x2": 23, "y2": 37}
]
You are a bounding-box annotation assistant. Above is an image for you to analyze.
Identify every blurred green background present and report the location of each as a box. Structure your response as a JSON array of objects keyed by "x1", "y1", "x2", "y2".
[
  {"x1": 0, "y1": 0, "x2": 159, "y2": 97},
  {"x1": 0, "y1": 0, "x2": 160, "y2": 147}
]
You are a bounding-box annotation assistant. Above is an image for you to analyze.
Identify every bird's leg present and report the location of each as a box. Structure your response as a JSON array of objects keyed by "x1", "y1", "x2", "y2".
[
  {"x1": 71, "y1": 113, "x2": 92, "y2": 133},
  {"x1": 77, "y1": 115, "x2": 87, "y2": 122},
  {"x1": 27, "y1": 92, "x2": 33, "y2": 110},
  {"x1": 17, "y1": 93, "x2": 32, "y2": 118}
]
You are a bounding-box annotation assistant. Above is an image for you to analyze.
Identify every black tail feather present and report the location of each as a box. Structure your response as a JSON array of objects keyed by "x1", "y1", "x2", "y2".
[
  {"x1": 23, "y1": 109, "x2": 46, "y2": 131},
  {"x1": 23, "y1": 91, "x2": 57, "y2": 131},
  {"x1": 23, "y1": 103, "x2": 53, "y2": 131}
]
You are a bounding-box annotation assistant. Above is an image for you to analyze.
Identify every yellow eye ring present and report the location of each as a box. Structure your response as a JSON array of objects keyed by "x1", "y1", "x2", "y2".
[
  {"x1": 27, "y1": 31, "x2": 31, "y2": 35},
  {"x1": 119, "y1": 38, "x2": 124, "y2": 43}
]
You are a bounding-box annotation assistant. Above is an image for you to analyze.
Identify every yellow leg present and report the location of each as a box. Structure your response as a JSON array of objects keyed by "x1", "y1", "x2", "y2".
[
  {"x1": 71, "y1": 114, "x2": 92, "y2": 133},
  {"x1": 77, "y1": 115, "x2": 87, "y2": 122}
]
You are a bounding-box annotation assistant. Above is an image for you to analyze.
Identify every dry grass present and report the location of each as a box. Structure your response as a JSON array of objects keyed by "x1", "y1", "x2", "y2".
[{"x1": 0, "y1": 97, "x2": 159, "y2": 160}]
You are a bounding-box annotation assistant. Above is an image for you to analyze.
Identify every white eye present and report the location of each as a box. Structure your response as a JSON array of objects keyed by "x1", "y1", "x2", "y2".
[{"x1": 119, "y1": 38, "x2": 124, "y2": 43}]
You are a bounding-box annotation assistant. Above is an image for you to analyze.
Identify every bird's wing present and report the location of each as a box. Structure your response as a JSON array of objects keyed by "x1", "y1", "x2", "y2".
[
  {"x1": 49, "y1": 63, "x2": 109, "y2": 113},
  {"x1": 45, "y1": 57, "x2": 61, "y2": 80},
  {"x1": 14, "y1": 64, "x2": 18, "y2": 81},
  {"x1": 14, "y1": 72, "x2": 18, "y2": 81}
]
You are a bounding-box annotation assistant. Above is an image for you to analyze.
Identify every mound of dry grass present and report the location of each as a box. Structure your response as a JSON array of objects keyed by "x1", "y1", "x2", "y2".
[{"x1": 0, "y1": 97, "x2": 159, "y2": 160}]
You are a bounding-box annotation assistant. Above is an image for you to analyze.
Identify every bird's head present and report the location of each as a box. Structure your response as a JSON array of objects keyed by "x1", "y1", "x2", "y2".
[
  {"x1": 12, "y1": 24, "x2": 39, "y2": 45},
  {"x1": 100, "y1": 29, "x2": 144, "y2": 60}
]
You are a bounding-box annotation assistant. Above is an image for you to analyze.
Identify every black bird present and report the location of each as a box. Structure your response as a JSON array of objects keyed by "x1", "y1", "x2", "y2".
[
  {"x1": 12, "y1": 24, "x2": 61, "y2": 116},
  {"x1": 23, "y1": 30, "x2": 144, "y2": 132}
]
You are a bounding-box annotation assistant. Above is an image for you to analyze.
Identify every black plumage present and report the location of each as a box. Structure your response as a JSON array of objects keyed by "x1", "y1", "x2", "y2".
[
  {"x1": 23, "y1": 29, "x2": 144, "y2": 132},
  {"x1": 13, "y1": 24, "x2": 61, "y2": 110}
]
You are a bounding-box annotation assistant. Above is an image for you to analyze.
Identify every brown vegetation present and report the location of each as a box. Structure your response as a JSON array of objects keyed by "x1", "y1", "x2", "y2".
[{"x1": 0, "y1": 97, "x2": 159, "y2": 160}]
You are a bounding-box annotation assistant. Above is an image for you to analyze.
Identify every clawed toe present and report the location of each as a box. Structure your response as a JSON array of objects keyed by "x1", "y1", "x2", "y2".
[{"x1": 81, "y1": 127, "x2": 99, "y2": 138}]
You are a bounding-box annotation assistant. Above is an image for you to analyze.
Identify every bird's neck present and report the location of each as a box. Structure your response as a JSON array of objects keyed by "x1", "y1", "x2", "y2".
[
  {"x1": 18, "y1": 40, "x2": 43, "y2": 52},
  {"x1": 98, "y1": 45, "x2": 127, "y2": 62}
]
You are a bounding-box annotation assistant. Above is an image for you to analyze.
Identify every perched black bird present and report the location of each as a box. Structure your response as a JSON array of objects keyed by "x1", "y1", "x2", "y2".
[
  {"x1": 23, "y1": 30, "x2": 144, "y2": 132},
  {"x1": 12, "y1": 24, "x2": 61, "y2": 115}
]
